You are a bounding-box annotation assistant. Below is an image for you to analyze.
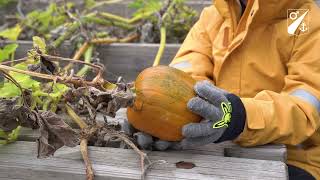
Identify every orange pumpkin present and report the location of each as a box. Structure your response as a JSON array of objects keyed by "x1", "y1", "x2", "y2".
[{"x1": 127, "y1": 66, "x2": 201, "y2": 141}]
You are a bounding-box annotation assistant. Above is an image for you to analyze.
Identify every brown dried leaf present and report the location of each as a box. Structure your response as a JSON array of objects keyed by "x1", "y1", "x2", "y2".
[
  {"x1": 175, "y1": 161, "x2": 196, "y2": 169},
  {"x1": 37, "y1": 111, "x2": 79, "y2": 158},
  {"x1": 0, "y1": 98, "x2": 37, "y2": 131},
  {"x1": 105, "y1": 91, "x2": 134, "y2": 117},
  {"x1": 39, "y1": 55, "x2": 58, "y2": 75},
  {"x1": 65, "y1": 85, "x2": 134, "y2": 119}
]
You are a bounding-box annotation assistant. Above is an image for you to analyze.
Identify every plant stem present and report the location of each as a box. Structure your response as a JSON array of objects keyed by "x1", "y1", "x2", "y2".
[
  {"x1": 64, "y1": 41, "x2": 90, "y2": 72},
  {"x1": 76, "y1": 45, "x2": 93, "y2": 77},
  {"x1": 99, "y1": 12, "x2": 132, "y2": 24},
  {"x1": 50, "y1": 12, "x2": 96, "y2": 49},
  {"x1": 0, "y1": 64, "x2": 56, "y2": 80},
  {"x1": 51, "y1": 22, "x2": 81, "y2": 49},
  {"x1": 65, "y1": 104, "x2": 88, "y2": 129},
  {"x1": 65, "y1": 104, "x2": 93, "y2": 179},
  {"x1": 80, "y1": 139, "x2": 94, "y2": 180},
  {"x1": 153, "y1": 26, "x2": 166, "y2": 66},
  {"x1": 83, "y1": 15, "x2": 133, "y2": 30},
  {"x1": 99, "y1": 11, "x2": 154, "y2": 25},
  {"x1": 89, "y1": 0, "x2": 123, "y2": 10},
  {"x1": 90, "y1": 33, "x2": 138, "y2": 44},
  {"x1": 152, "y1": 0, "x2": 176, "y2": 66},
  {"x1": 161, "y1": 0, "x2": 176, "y2": 22},
  {"x1": 73, "y1": 42, "x2": 90, "y2": 60}
]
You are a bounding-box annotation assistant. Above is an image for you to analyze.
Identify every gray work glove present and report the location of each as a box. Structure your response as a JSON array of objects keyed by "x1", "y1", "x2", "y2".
[
  {"x1": 180, "y1": 80, "x2": 246, "y2": 148},
  {"x1": 120, "y1": 119, "x2": 179, "y2": 150}
]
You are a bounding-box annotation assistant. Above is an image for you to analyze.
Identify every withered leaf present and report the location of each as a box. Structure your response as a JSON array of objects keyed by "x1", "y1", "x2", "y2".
[
  {"x1": 0, "y1": 98, "x2": 37, "y2": 131},
  {"x1": 37, "y1": 111, "x2": 79, "y2": 158},
  {"x1": 27, "y1": 56, "x2": 58, "y2": 75},
  {"x1": 67, "y1": 86, "x2": 134, "y2": 119},
  {"x1": 105, "y1": 91, "x2": 134, "y2": 117},
  {"x1": 64, "y1": 87, "x2": 88, "y2": 104},
  {"x1": 40, "y1": 55, "x2": 58, "y2": 75},
  {"x1": 175, "y1": 161, "x2": 196, "y2": 169},
  {"x1": 0, "y1": 98, "x2": 20, "y2": 131}
]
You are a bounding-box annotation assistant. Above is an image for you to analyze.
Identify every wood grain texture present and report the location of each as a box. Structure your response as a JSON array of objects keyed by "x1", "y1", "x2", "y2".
[
  {"x1": 18, "y1": 108, "x2": 287, "y2": 162},
  {"x1": 0, "y1": 141, "x2": 288, "y2": 180}
]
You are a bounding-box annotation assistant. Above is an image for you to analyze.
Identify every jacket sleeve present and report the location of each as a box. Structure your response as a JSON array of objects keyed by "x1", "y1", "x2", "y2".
[
  {"x1": 235, "y1": 30, "x2": 320, "y2": 146},
  {"x1": 170, "y1": 7, "x2": 215, "y2": 82}
]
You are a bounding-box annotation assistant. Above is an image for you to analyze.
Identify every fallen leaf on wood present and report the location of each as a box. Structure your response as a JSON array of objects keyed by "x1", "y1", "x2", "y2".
[{"x1": 175, "y1": 161, "x2": 196, "y2": 169}]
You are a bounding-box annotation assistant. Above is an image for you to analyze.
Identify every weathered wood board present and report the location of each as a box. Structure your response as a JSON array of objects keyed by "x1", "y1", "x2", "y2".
[
  {"x1": 18, "y1": 108, "x2": 287, "y2": 162},
  {"x1": 0, "y1": 141, "x2": 288, "y2": 180}
]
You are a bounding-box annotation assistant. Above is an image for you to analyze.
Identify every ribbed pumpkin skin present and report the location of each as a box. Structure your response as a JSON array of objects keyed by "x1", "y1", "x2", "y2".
[{"x1": 127, "y1": 66, "x2": 201, "y2": 141}]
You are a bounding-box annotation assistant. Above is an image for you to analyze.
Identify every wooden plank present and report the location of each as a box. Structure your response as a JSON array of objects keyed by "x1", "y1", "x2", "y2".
[
  {"x1": 0, "y1": 141, "x2": 288, "y2": 180},
  {"x1": 96, "y1": 43, "x2": 179, "y2": 81},
  {"x1": 18, "y1": 108, "x2": 287, "y2": 162},
  {"x1": 224, "y1": 143, "x2": 287, "y2": 162},
  {"x1": 18, "y1": 128, "x2": 286, "y2": 162}
]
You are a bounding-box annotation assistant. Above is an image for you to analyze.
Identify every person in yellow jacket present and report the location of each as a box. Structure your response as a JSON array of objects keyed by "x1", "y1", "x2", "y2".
[{"x1": 122, "y1": 0, "x2": 320, "y2": 179}]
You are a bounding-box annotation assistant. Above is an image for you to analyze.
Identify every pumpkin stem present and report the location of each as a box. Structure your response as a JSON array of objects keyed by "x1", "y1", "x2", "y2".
[{"x1": 153, "y1": 26, "x2": 166, "y2": 66}]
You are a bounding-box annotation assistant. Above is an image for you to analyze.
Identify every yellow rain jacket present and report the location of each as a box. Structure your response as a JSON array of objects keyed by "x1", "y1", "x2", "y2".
[{"x1": 170, "y1": 0, "x2": 320, "y2": 178}]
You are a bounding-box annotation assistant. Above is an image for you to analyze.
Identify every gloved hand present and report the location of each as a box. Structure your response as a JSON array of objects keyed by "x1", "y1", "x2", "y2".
[
  {"x1": 120, "y1": 118, "x2": 180, "y2": 150},
  {"x1": 180, "y1": 80, "x2": 246, "y2": 148}
]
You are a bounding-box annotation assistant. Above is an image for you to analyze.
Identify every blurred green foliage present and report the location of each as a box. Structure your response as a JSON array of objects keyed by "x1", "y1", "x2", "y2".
[
  {"x1": 0, "y1": 44, "x2": 18, "y2": 62},
  {"x1": 0, "y1": 24, "x2": 21, "y2": 41},
  {"x1": 129, "y1": 0, "x2": 162, "y2": 16},
  {"x1": 0, "y1": 24, "x2": 21, "y2": 62},
  {"x1": 0, "y1": 0, "x2": 16, "y2": 7},
  {"x1": 23, "y1": 3, "x2": 73, "y2": 38},
  {"x1": 129, "y1": 0, "x2": 198, "y2": 43},
  {"x1": 0, "y1": 126, "x2": 21, "y2": 145}
]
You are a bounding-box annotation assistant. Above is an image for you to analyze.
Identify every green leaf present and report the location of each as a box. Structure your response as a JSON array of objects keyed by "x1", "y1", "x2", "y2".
[
  {"x1": 33, "y1": 36, "x2": 46, "y2": 53},
  {"x1": 85, "y1": 0, "x2": 96, "y2": 8},
  {"x1": 0, "y1": 24, "x2": 22, "y2": 41},
  {"x1": 0, "y1": 129, "x2": 8, "y2": 139},
  {"x1": 0, "y1": 0, "x2": 16, "y2": 7},
  {"x1": 24, "y1": 3, "x2": 67, "y2": 35},
  {"x1": 0, "y1": 126, "x2": 20, "y2": 144},
  {"x1": 0, "y1": 82, "x2": 20, "y2": 97},
  {"x1": 3, "y1": 43, "x2": 18, "y2": 54},
  {"x1": 53, "y1": 83, "x2": 69, "y2": 93},
  {"x1": 0, "y1": 49, "x2": 9, "y2": 62},
  {"x1": 128, "y1": 0, "x2": 144, "y2": 9},
  {"x1": 7, "y1": 126, "x2": 21, "y2": 142},
  {"x1": 131, "y1": 0, "x2": 162, "y2": 19},
  {"x1": 0, "y1": 63, "x2": 40, "y2": 98},
  {"x1": 0, "y1": 43, "x2": 18, "y2": 62},
  {"x1": 0, "y1": 140, "x2": 8, "y2": 145}
]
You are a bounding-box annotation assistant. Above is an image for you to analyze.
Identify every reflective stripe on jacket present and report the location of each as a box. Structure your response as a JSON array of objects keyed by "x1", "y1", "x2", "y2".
[{"x1": 170, "y1": 0, "x2": 320, "y2": 178}]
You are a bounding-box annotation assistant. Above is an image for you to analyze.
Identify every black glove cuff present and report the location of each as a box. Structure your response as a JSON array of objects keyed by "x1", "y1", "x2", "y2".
[{"x1": 215, "y1": 93, "x2": 246, "y2": 143}]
